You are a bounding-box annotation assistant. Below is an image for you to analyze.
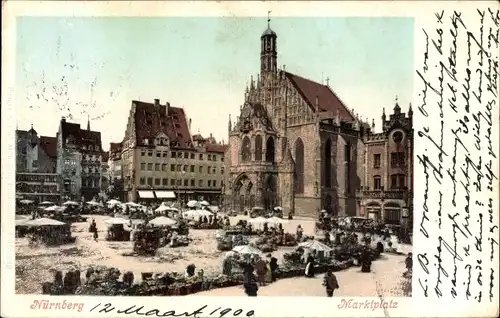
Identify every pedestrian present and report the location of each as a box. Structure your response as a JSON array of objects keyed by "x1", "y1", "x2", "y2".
[
  {"x1": 405, "y1": 252, "x2": 413, "y2": 272},
  {"x1": 268, "y1": 254, "x2": 278, "y2": 282},
  {"x1": 323, "y1": 269, "x2": 339, "y2": 297}
]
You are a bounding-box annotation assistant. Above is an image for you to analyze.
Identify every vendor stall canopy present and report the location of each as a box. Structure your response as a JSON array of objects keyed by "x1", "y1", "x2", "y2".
[{"x1": 155, "y1": 191, "x2": 176, "y2": 199}]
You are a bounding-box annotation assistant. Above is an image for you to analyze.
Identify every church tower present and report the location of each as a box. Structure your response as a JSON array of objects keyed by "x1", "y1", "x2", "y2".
[{"x1": 260, "y1": 11, "x2": 277, "y2": 74}]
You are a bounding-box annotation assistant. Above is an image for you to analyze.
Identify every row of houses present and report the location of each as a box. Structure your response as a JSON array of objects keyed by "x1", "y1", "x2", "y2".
[{"x1": 16, "y1": 99, "x2": 228, "y2": 205}]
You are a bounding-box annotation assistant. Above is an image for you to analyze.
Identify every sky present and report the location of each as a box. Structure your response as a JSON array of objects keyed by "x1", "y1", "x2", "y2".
[{"x1": 15, "y1": 16, "x2": 414, "y2": 150}]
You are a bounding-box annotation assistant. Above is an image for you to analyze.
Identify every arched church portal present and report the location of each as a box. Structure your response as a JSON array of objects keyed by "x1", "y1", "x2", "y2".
[
  {"x1": 263, "y1": 174, "x2": 277, "y2": 211},
  {"x1": 233, "y1": 174, "x2": 255, "y2": 212}
]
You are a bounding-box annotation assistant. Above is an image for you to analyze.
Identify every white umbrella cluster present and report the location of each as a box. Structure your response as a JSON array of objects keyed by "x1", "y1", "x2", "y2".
[
  {"x1": 44, "y1": 205, "x2": 66, "y2": 212},
  {"x1": 182, "y1": 209, "x2": 213, "y2": 219},
  {"x1": 149, "y1": 216, "x2": 176, "y2": 227},
  {"x1": 232, "y1": 245, "x2": 262, "y2": 255},
  {"x1": 298, "y1": 240, "x2": 333, "y2": 255},
  {"x1": 248, "y1": 216, "x2": 288, "y2": 228},
  {"x1": 62, "y1": 201, "x2": 79, "y2": 206},
  {"x1": 24, "y1": 217, "x2": 66, "y2": 227},
  {"x1": 19, "y1": 199, "x2": 34, "y2": 205},
  {"x1": 186, "y1": 200, "x2": 210, "y2": 208}
]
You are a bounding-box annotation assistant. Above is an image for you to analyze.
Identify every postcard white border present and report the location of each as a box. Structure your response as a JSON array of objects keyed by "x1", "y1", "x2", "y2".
[{"x1": 2, "y1": 1, "x2": 499, "y2": 317}]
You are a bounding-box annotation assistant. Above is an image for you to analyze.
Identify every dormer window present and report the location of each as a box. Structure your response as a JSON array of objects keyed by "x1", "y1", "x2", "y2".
[
  {"x1": 174, "y1": 123, "x2": 181, "y2": 129},
  {"x1": 177, "y1": 133, "x2": 183, "y2": 138},
  {"x1": 173, "y1": 115, "x2": 179, "y2": 121},
  {"x1": 144, "y1": 138, "x2": 149, "y2": 145},
  {"x1": 89, "y1": 145, "x2": 93, "y2": 151}
]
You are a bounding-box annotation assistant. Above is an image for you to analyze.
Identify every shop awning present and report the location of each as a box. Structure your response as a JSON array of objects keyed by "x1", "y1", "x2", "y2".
[
  {"x1": 137, "y1": 190, "x2": 155, "y2": 199},
  {"x1": 155, "y1": 191, "x2": 176, "y2": 199}
]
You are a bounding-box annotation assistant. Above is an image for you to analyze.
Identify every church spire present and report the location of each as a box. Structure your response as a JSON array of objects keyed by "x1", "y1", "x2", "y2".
[
  {"x1": 260, "y1": 11, "x2": 277, "y2": 74},
  {"x1": 87, "y1": 114, "x2": 90, "y2": 131}
]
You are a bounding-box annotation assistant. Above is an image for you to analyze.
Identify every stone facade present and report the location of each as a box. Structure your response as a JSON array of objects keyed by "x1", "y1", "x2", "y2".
[
  {"x1": 225, "y1": 22, "x2": 370, "y2": 219},
  {"x1": 359, "y1": 102, "x2": 413, "y2": 225}
]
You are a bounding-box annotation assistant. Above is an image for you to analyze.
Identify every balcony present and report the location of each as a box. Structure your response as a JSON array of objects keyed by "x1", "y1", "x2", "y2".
[{"x1": 358, "y1": 189, "x2": 412, "y2": 200}]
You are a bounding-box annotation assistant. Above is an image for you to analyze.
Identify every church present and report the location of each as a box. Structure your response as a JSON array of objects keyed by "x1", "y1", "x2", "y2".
[{"x1": 224, "y1": 19, "x2": 413, "y2": 220}]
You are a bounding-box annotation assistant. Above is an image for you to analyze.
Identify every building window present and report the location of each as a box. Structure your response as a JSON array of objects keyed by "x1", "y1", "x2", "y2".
[
  {"x1": 391, "y1": 152, "x2": 405, "y2": 167},
  {"x1": 254, "y1": 135, "x2": 263, "y2": 161},
  {"x1": 190, "y1": 179, "x2": 195, "y2": 186},
  {"x1": 161, "y1": 164, "x2": 167, "y2": 171},
  {"x1": 183, "y1": 165, "x2": 188, "y2": 172},
  {"x1": 199, "y1": 180, "x2": 203, "y2": 187},
  {"x1": 184, "y1": 179, "x2": 188, "y2": 186},
  {"x1": 221, "y1": 167, "x2": 224, "y2": 174},
  {"x1": 177, "y1": 179, "x2": 182, "y2": 186},
  {"x1": 182, "y1": 152, "x2": 187, "y2": 159},
  {"x1": 162, "y1": 178, "x2": 168, "y2": 186},
  {"x1": 199, "y1": 166, "x2": 203, "y2": 173},
  {"x1": 212, "y1": 167, "x2": 216, "y2": 174},
  {"x1": 208, "y1": 180, "x2": 212, "y2": 187},
  {"x1": 374, "y1": 154, "x2": 381, "y2": 168},
  {"x1": 199, "y1": 154, "x2": 203, "y2": 160},
  {"x1": 140, "y1": 177, "x2": 146, "y2": 185},
  {"x1": 208, "y1": 154, "x2": 212, "y2": 161},
  {"x1": 177, "y1": 164, "x2": 182, "y2": 171},
  {"x1": 147, "y1": 150, "x2": 153, "y2": 157},
  {"x1": 147, "y1": 163, "x2": 152, "y2": 171},
  {"x1": 207, "y1": 166, "x2": 211, "y2": 174},
  {"x1": 170, "y1": 164, "x2": 175, "y2": 172},
  {"x1": 190, "y1": 165, "x2": 195, "y2": 172},
  {"x1": 155, "y1": 163, "x2": 160, "y2": 171},
  {"x1": 391, "y1": 174, "x2": 406, "y2": 189},
  {"x1": 213, "y1": 180, "x2": 217, "y2": 187},
  {"x1": 374, "y1": 175, "x2": 382, "y2": 190},
  {"x1": 172, "y1": 151, "x2": 176, "y2": 158},
  {"x1": 241, "y1": 136, "x2": 251, "y2": 162},
  {"x1": 190, "y1": 153, "x2": 195, "y2": 159},
  {"x1": 155, "y1": 178, "x2": 161, "y2": 185},
  {"x1": 344, "y1": 143, "x2": 351, "y2": 162},
  {"x1": 266, "y1": 136, "x2": 275, "y2": 162},
  {"x1": 163, "y1": 152, "x2": 168, "y2": 158},
  {"x1": 170, "y1": 179, "x2": 175, "y2": 185},
  {"x1": 221, "y1": 156, "x2": 224, "y2": 162},
  {"x1": 157, "y1": 151, "x2": 161, "y2": 158},
  {"x1": 147, "y1": 177, "x2": 153, "y2": 186},
  {"x1": 294, "y1": 137, "x2": 305, "y2": 194},
  {"x1": 140, "y1": 163, "x2": 145, "y2": 170}
]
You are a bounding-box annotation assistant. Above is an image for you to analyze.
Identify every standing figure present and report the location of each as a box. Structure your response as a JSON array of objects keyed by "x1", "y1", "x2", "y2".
[{"x1": 323, "y1": 269, "x2": 339, "y2": 297}]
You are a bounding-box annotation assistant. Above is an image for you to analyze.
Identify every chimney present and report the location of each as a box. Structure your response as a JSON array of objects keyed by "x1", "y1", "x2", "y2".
[
  {"x1": 61, "y1": 116, "x2": 66, "y2": 123},
  {"x1": 189, "y1": 118, "x2": 192, "y2": 131},
  {"x1": 154, "y1": 98, "x2": 160, "y2": 106},
  {"x1": 166, "y1": 102, "x2": 170, "y2": 115}
]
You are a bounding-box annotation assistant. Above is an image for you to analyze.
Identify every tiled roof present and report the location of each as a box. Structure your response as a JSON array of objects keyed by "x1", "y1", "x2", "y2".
[
  {"x1": 39, "y1": 136, "x2": 57, "y2": 158},
  {"x1": 109, "y1": 142, "x2": 122, "y2": 153},
  {"x1": 60, "y1": 119, "x2": 102, "y2": 150},
  {"x1": 132, "y1": 100, "x2": 192, "y2": 149},
  {"x1": 285, "y1": 72, "x2": 354, "y2": 122},
  {"x1": 102, "y1": 151, "x2": 109, "y2": 162},
  {"x1": 206, "y1": 143, "x2": 228, "y2": 153}
]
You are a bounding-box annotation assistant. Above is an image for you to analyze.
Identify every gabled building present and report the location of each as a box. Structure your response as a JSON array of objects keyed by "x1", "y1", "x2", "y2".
[
  {"x1": 120, "y1": 99, "x2": 228, "y2": 204},
  {"x1": 56, "y1": 117, "x2": 103, "y2": 201},
  {"x1": 15, "y1": 126, "x2": 60, "y2": 203}
]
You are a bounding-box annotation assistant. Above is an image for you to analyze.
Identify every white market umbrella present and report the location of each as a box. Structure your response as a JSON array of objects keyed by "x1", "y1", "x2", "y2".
[
  {"x1": 186, "y1": 200, "x2": 199, "y2": 208},
  {"x1": 149, "y1": 216, "x2": 177, "y2": 227},
  {"x1": 16, "y1": 215, "x2": 30, "y2": 226},
  {"x1": 266, "y1": 216, "x2": 288, "y2": 224},
  {"x1": 167, "y1": 207, "x2": 179, "y2": 212},
  {"x1": 232, "y1": 245, "x2": 262, "y2": 255},
  {"x1": 62, "y1": 201, "x2": 79, "y2": 206},
  {"x1": 39, "y1": 201, "x2": 54, "y2": 206},
  {"x1": 155, "y1": 205, "x2": 171, "y2": 213},
  {"x1": 125, "y1": 202, "x2": 142, "y2": 207},
  {"x1": 19, "y1": 199, "x2": 34, "y2": 204},
  {"x1": 105, "y1": 217, "x2": 130, "y2": 225},
  {"x1": 196, "y1": 209, "x2": 213, "y2": 217},
  {"x1": 44, "y1": 205, "x2": 64, "y2": 212},
  {"x1": 298, "y1": 240, "x2": 333, "y2": 252},
  {"x1": 25, "y1": 217, "x2": 66, "y2": 227},
  {"x1": 107, "y1": 199, "x2": 121, "y2": 206},
  {"x1": 248, "y1": 216, "x2": 268, "y2": 224},
  {"x1": 86, "y1": 200, "x2": 104, "y2": 207},
  {"x1": 273, "y1": 206, "x2": 283, "y2": 211},
  {"x1": 199, "y1": 200, "x2": 210, "y2": 206}
]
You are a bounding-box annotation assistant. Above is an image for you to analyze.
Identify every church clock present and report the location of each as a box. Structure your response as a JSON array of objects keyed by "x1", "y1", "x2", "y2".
[{"x1": 392, "y1": 131, "x2": 403, "y2": 143}]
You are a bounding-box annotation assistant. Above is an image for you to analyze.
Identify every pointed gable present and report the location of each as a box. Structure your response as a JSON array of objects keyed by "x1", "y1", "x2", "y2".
[{"x1": 285, "y1": 72, "x2": 354, "y2": 122}]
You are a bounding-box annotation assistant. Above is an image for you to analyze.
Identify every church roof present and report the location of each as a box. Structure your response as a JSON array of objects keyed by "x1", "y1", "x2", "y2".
[
  {"x1": 285, "y1": 72, "x2": 354, "y2": 122},
  {"x1": 262, "y1": 26, "x2": 276, "y2": 37}
]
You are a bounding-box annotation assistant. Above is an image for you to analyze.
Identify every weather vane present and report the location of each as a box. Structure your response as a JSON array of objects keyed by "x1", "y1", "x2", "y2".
[{"x1": 268, "y1": 10, "x2": 271, "y2": 26}]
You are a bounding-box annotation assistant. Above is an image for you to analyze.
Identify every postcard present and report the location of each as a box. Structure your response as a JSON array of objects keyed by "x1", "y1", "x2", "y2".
[{"x1": 1, "y1": 1, "x2": 499, "y2": 317}]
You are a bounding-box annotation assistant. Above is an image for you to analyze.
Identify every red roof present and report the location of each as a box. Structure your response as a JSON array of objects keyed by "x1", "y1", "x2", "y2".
[
  {"x1": 102, "y1": 151, "x2": 109, "y2": 162},
  {"x1": 109, "y1": 142, "x2": 122, "y2": 153},
  {"x1": 133, "y1": 100, "x2": 192, "y2": 149},
  {"x1": 206, "y1": 143, "x2": 228, "y2": 153},
  {"x1": 60, "y1": 119, "x2": 102, "y2": 150},
  {"x1": 285, "y1": 72, "x2": 354, "y2": 122},
  {"x1": 39, "y1": 136, "x2": 57, "y2": 158}
]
